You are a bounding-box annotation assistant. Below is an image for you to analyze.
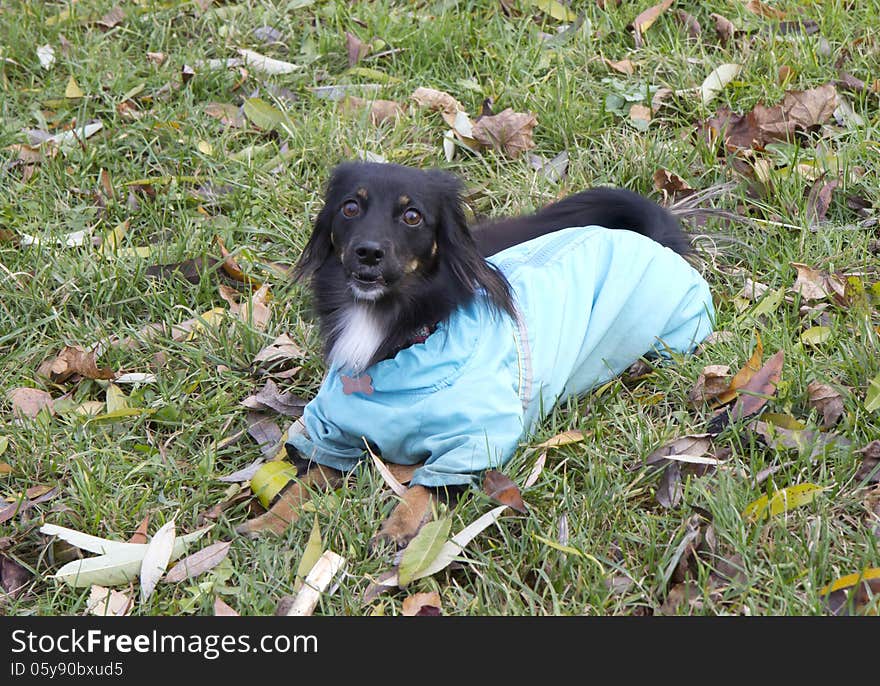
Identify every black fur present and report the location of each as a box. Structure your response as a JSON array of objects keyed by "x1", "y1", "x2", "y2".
[{"x1": 295, "y1": 162, "x2": 688, "y2": 372}]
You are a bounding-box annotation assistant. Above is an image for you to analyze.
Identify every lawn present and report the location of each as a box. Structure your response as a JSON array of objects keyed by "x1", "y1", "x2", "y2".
[{"x1": 1, "y1": 0, "x2": 878, "y2": 616}]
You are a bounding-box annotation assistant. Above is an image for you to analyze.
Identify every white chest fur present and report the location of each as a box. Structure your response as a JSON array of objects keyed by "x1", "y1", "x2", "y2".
[{"x1": 328, "y1": 304, "x2": 384, "y2": 373}]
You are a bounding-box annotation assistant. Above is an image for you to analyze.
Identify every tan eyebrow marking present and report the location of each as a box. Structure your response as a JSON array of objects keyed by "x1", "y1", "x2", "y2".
[
  {"x1": 405, "y1": 258, "x2": 420, "y2": 273},
  {"x1": 356, "y1": 187, "x2": 368, "y2": 200},
  {"x1": 398, "y1": 194, "x2": 411, "y2": 206},
  {"x1": 430, "y1": 241, "x2": 438, "y2": 257}
]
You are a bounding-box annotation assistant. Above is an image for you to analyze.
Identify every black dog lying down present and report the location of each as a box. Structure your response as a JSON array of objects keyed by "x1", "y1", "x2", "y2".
[{"x1": 273, "y1": 162, "x2": 713, "y2": 546}]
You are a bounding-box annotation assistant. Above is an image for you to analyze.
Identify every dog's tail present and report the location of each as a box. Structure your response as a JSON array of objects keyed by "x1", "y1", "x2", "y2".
[{"x1": 473, "y1": 187, "x2": 690, "y2": 257}]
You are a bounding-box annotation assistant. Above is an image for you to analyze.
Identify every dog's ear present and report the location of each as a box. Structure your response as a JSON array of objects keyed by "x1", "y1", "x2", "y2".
[
  {"x1": 429, "y1": 170, "x2": 515, "y2": 318},
  {"x1": 293, "y1": 203, "x2": 335, "y2": 282},
  {"x1": 294, "y1": 166, "x2": 354, "y2": 282}
]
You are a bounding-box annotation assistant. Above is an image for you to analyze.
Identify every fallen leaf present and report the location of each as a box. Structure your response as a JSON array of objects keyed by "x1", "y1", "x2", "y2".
[
  {"x1": 653, "y1": 169, "x2": 693, "y2": 202},
  {"x1": 366, "y1": 441, "x2": 408, "y2": 497},
  {"x1": 751, "y1": 84, "x2": 838, "y2": 144},
  {"x1": 345, "y1": 31, "x2": 369, "y2": 67},
  {"x1": 710, "y1": 13, "x2": 736, "y2": 45},
  {"x1": 37, "y1": 44, "x2": 55, "y2": 69},
  {"x1": 163, "y1": 541, "x2": 232, "y2": 583},
  {"x1": 855, "y1": 441, "x2": 880, "y2": 484},
  {"x1": 0, "y1": 555, "x2": 32, "y2": 598},
  {"x1": 708, "y1": 349, "x2": 784, "y2": 434},
  {"x1": 674, "y1": 9, "x2": 701, "y2": 38},
  {"x1": 656, "y1": 461, "x2": 682, "y2": 508},
  {"x1": 398, "y1": 518, "x2": 453, "y2": 587},
  {"x1": 237, "y1": 283, "x2": 272, "y2": 330},
  {"x1": 39, "y1": 345, "x2": 115, "y2": 383},
  {"x1": 86, "y1": 585, "x2": 132, "y2": 616},
  {"x1": 472, "y1": 108, "x2": 537, "y2": 158},
  {"x1": 8, "y1": 388, "x2": 55, "y2": 419},
  {"x1": 790, "y1": 262, "x2": 847, "y2": 303},
  {"x1": 204, "y1": 102, "x2": 245, "y2": 129},
  {"x1": 700, "y1": 63, "x2": 741, "y2": 105},
  {"x1": 523, "y1": 0, "x2": 577, "y2": 21},
  {"x1": 743, "y1": 483, "x2": 825, "y2": 520},
  {"x1": 146, "y1": 51, "x2": 166, "y2": 66},
  {"x1": 523, "y1": 452, "x2": 547, "y2": 488},
  {"x1": 605, "y1": 58, "x2": 636, "y2": 75},
  {"x1": 629, "y1": 103, "x2": 652, "y2": 130},
  {"x1": 236, "y1": 48, "x2": 300, "y2": 75},
  {"x1": 745, "y1": 0, "x2": 786, "y2": 20},
  {"x1": 411, "y1": 87, "x2": 466, "y2": 121},
  {"x1": 750, "y1": 421, "x2": 851, "y2": 461},
  {"x1": 689, "y1": 365, "x2": 732, "y2": 405},
  {"x1": 800, "y1": 326, "x2": 832, "y2": 346},
  {"x1": 128, "y1": 516, "x2": 150, "y2": 545},
  {"x1": 366, "y1": 506, "x2": 507, "y2": 595},
  {"x1": 140, "y1": 520, "x2": 176, "y2": 602},
  {"x1": 630, "y1": 0, "x2": 674, "y2": 47},
  {"x1": 402, "y1": 591, "x2": 442, "y2": 616},
  {"x1": 95, "y1": 6, "x2": 125, "y2": 31},
  {"x1": 537, "y1": 430, "x2": 585, "y2": 449},
  {"x1": 241, "y1": 379, "x2": 306, "y2": 417},
  {"x1": 214, "y1": 597, "x2": 239, "y2": 616},
  {"x1": 294, "y1": 516, "x2": 324, "y2": 592},
  {"x1": 482, "y1": 470, "x2": 527, "y2": 513},
  {"x1": 807, "y1": 382, "x2": 844, "y2": 427},
  {"x1": 65, "y1": 75, "x2": 84, "y2": 99},
  {"x1": 713, "y1": 335, "x2": 764, "y2": 406},
  {"x1": 805, "y1": 177, "x2": 839, "y2": 226},
  {"x1": 243, "y1": 97, "x2": 286, "y2": 131},
  {"x1": 340, "y1": 95, "x2": 404, "y2": 125}
]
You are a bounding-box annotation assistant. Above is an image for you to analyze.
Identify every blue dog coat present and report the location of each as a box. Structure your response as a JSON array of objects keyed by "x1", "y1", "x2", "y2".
[{"x1": 288, "y1": 226, "x2": 714, "y2": 487}]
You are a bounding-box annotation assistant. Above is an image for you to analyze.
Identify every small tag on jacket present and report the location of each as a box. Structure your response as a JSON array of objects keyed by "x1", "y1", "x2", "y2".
[{"x1": 341, "y1": 374, "x2": 374, "y2": 395}]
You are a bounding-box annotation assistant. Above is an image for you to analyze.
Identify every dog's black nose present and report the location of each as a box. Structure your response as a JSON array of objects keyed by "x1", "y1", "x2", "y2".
[{"x1": 354, "y1": 242, "x2": 385, "y2": 266}]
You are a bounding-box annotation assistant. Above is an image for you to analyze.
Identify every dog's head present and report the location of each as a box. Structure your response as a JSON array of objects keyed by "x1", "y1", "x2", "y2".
[{"x1": 295, "y1": 162, "x2": 513, "y2": 315}]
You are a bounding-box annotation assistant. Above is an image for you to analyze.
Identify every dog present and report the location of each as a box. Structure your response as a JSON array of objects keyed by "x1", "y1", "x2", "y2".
[{"x1": 273, "y1": 162, "x2": 713, "y2": 547}]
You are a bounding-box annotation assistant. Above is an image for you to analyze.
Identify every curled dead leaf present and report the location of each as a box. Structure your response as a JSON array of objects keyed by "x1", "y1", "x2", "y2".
[
  {"x1": 482, "y1": 470, "x2": 527, "y2": 513},
  {"x1": 807, "y1": 381, "x2": 844, "y2": 428},
  {"x1": 471, "y1": 108, "x2": 537, "y2": 159}
]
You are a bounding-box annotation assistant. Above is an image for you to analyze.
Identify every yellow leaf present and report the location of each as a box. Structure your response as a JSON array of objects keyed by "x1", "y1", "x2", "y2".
[
  {"x1": 819, "y1": 568, "x2": 880, "y2": 595},
  {"x1": 536, "y1": 430, "x2": 585, "y2": 449},
  {"x1": 743, "y1": 483, "x2": 826, "y2": 520},
  {"x1": 99, "y1": 220, "x2": 130, "y2": 256},
  {"x1": 197, "y1": 140, "x2": 213, "y2": 155},
  {"x1": 294, "y1": 516, "x2": 324, "y2": 592},
  {"x1": 65, "y1": 75, "x2": 84, "y2": 99},
  {"x1": 524, "y1": 0, "x2": 577, "y2": 22}
]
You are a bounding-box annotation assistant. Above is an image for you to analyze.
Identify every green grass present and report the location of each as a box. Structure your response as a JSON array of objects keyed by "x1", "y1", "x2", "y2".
[{"x1": 1, "y1": 0, "x2": 878, "y2": 616}]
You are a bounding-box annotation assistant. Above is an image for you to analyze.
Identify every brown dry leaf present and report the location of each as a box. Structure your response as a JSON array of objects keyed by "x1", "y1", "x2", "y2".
[
  {"x1": 674, "y1": 9, "x2": 701, "y2": 39},
  {"x1": 38, "y1": 345, "x2": 115, "y2": 383},
  {"x1": 806, "y1": 177, "x2": 839, "y2": 226},
  {"x1": 713, "y1": 335, "x2": 764, "y2": 406},
  {"x1": 87, "y1": 585, "x2": 133, "y2": 616},
  {"x1": 472, "y1": 108, "x2": 537, "y2": 159},
  {"x1": 807, "y1": 382, "x2": 844, "y2": 428},
  {"x1": 855, "y1": 441, "x2": 880, "y2": 484},
  {"x1": 656, "y1": 461, "x2": 682, "y2": 508},
  {"x1": 790, "y1": 262, "x2": 847, "y2": 303},
  {"x1": 644, "y1": 434, "x2": 714, "y2": 469},
  {"x1": 128, "y1": 515, "x2": 150, "y2": 544},
  {"x1": 629, "y1": 104, "x2": 652, "y2": 127},
  {"x1": 411, "y1": 87, "x2": 466, "y2": 124},
  {"x1": 241, "y1": 379, "x2": 307, "y2": 418},
  {"x1": 145, "y1": 257, "x2": 218, "y2": 285},
  {"x1": 340, "y1": 96, "x2": 404, "y2": 125},
  {"x1": 778, "y1": 65, "x2": 796, "y2": 85},
  {"x1": 689, "y1": 365, "x2": 732, "y2": 405},
  {"x1": 750, "y1": 420, "x2": 851, "y2": 461},
  {"x1": 95, "y1": 6, "x2": 124, "y2": 31},
  {"x1": 253, "y1": 333, "x2": 304, "y2": 371},
  {"x1": 702, "y1": 107, "x2": 763, "y2": 152},
  {"x1": 482, "y1": 470, "x2": 527, "y2": 513},
  {"x1": 216, "y1": 236, "x2": 262, "y2": 288},
  {"x1": 8, "y1": 388, "x2": 54, "y2": 419},
  {"x1": 345, "y1": 31, "x2": 369, "y2": 67},
  {"x1": 164, "y1": 541, "x2": 232, "y2": 583},
  {"x1": 708, "y1": 349, "x2": 784, "y2": 434},
  {"x1": 605, "y1": 58, "x2": 636, "y2": 75},
  {"x1": 204, "y1": 102, "x2": 245, "y2": 129},
  {"x1": 0, "y1": 554, "x2": 32, "y2": 598},
  {"x1": 710, "y1": 13, "x2": 736, "y2": 46},
  {"x1": 238, "y1": 283, "x2": 272, "y2": 331},
  {"x1": 214, "y1": 596, "x2": 239, "y2": 616},
  {"x1": 402, "y1": 591, "x2": 442, "y2": 616},
  {"x1": 745, "y1": 0, "x2": 786, "y2": 20},
  {"x1": 630, "y1": 0, "x2": 674, "y2": 47},
  {"x1": 752, "y1": 84, "x2": 838, "y2": 144},
  {"x1": 658, "y1": 581, "x2": 703, "y2": 615},
  {"x1": 146, "y1": 51, "x2": 167, "y2": 66},
  {"x1": 653, "y1": 169, "x2": 693, "y2": 202}
]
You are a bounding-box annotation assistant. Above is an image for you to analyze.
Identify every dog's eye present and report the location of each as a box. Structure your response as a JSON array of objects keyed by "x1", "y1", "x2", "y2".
[
  {"x1": 341, "y1": 200, "x2": 360, "y2": 218},
  {"x1": 402, "y1": 209, "x2": 423, "y2": 226}
]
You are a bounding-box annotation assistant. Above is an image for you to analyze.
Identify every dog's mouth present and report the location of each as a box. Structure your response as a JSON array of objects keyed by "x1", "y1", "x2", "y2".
[{"x1": 349, "y1": 271, "x2": 389, "y2": 301}]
